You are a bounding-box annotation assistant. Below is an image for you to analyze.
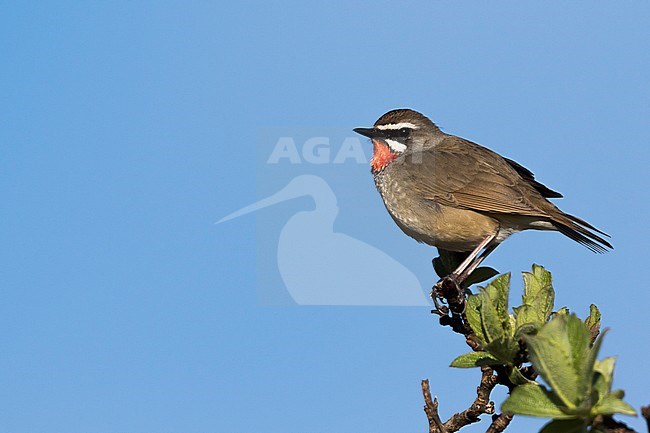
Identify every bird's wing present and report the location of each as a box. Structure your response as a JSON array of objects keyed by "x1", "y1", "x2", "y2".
[
  {"x1": 503, "y1": 157, "x2": 563, "y2": 198},
  {"x1": 411, "y1": 136, "x2": 550, "y2": 217}
]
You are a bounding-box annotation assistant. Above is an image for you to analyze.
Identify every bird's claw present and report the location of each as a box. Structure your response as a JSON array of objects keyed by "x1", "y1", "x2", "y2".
[
  {"x1": 434, "y1": 274, "x2": 460, "y2": 296},
  {"x1": 430, "y1": 291, "x2": 449, "y2": 316},
  {"x1": 433, "y1": 274, "x2": 466, "y2": 314}
]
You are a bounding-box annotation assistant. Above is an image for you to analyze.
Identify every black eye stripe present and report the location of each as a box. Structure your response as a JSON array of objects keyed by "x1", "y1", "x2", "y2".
[{"x1": 382, "y1": 128, "x2": 412, "y2": 138}]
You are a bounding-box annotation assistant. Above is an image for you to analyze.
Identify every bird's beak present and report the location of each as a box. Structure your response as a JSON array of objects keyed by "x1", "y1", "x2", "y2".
[{"x1": 353, "y1": 127, "x2": 376, "y2": 138}]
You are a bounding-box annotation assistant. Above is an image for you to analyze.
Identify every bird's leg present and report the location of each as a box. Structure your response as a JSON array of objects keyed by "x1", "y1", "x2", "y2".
[
  {"x1": 433, "y1": 233, "x2": 498, "y2": 314},
  {"x1": 450, "y1": 234, "x2": 496, "y2": 279},
  {"x1": 455, "y1": 242, "x2": 498, "y2": 283}
]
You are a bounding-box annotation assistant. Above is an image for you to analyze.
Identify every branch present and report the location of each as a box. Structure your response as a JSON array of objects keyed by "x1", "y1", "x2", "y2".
[
  {"x1": 433, "y1": 276, "x2": 468, "y2": 318},
  {"x1": 425, "y1": 266, "x2": 517, "y2": 432},
  {"x1": 422, "y1": 367, "x2": 503, "y2": 432},
  {"x1": 485, "y1": 413, "x2": 513, "y2": 433},
  {"x1": 422, "y1": 379, "x2": 445, "y2": 433},
  {"x1": 442, "y1": 366, "x2": 497, "y2": 431},
  {"x1": 424, "y1": 261, "x2": 644, "y2": 433},
  {"x1": 591, "y1": 415, "x2": 637, "y2": 433}
]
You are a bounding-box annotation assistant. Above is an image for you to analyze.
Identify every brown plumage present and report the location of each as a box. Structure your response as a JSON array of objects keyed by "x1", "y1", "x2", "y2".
[{"x1": 354, "y1": 108, "x2": 611, "y2": 281}]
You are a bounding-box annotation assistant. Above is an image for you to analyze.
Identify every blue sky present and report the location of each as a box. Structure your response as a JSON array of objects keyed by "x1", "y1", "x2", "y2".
[{"x1": 2, "y1": 2, "x2": 649, "y2": 432}]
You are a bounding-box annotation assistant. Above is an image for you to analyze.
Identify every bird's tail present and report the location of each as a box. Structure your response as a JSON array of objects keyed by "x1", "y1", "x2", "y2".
[{"x1": 552, "y1": 212, "x2": 613, "y2": 253}]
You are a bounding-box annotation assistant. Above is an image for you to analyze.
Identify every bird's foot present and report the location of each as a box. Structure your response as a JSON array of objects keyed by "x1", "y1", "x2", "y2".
[
  {"x1": 433, "y1": 274, "x2": 466, "y2": 314},
  {"x1": 430, "y1": 294, "x2": 449, "y2": 316}
]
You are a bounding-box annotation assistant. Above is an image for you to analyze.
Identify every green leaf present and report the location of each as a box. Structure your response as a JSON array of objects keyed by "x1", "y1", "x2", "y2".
[
  {"x1": 584, "y1": 304, "x2": 601, "y2": 344},
  {"x1": 501, "y1": 383, "x2": 575, "y2": 419},
  {"x1": 530, "y1": 263, "x2": 553, "y2": 287},
  {"x1": 479, "y1": 273, "x2": 513, "y2": 346},
  {"x1": 486, "y1": 337, "x2": 518, "y2": 364},
  {"x1": 583, "y1": 329, "x2": 608, "y2": 397},
  {"x1": 609, "y1": 389, "x2": 625, "y2": 399},
  {"x1": 450, "y1": 351, "x2": 500, "y2": 368},
  {"x1": 463, "y1": 273, "x2": 522, "y2": 363},
  {"x1": 525, "y1": 315, "x2": 583, "y2": 409},
  {"x1": 514, "y1": 265, "x2": 555, "y2": 336},
  {"x1": 513, "y1": 311, "x2": 538, "y2": 338},
  {"x1": 539, "y1": 419, "x2": 587, "y2": 433},
  {"x1": 565, "y1": 314, "x2": 591, "y2": 398},
  {"x1": 478, "y1": 287, "x2": 506, "y2": 344},
  {"x1": 555, "y1": 307, "x2": 570, "y2": 316},
  {"x1": 593, "y1": 357, "x2": 616, "y2": 400},
  {"x1": 508, "y1": 313, "x2": 516, "y2": 331},
  {"x1": 523, "y1": 265, "x2": 555, "y2": 320},
  {"x1": 484, "y1": 273, "x2": 511, "y2": 323},
  {"x1": 592, "y1": 392, "x2": 637, "y2": 416},
  {"x1": 593, "y1": 357, "x2": 615, "y2": 382},
  {"x1": 507, "y1": 365, "x2": 534, "y2": 385},
  {"x1": 513, "y1": 304, "x2": 531, "y2": 327},
  {"x1": 513, "y1": 305, "x2": 541, "y2": 337},
  {"x1": 464, "y1": 274, "x2": 521, "y2": 363},
  {"x1": 465, "y1": 294, "x2": 485, "y2": 345}
]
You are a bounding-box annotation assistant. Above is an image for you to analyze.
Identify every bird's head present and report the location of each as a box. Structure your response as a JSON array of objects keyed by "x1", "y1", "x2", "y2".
[{"x1": 354, "y1": 109, "x2": 440, "y2": 173}]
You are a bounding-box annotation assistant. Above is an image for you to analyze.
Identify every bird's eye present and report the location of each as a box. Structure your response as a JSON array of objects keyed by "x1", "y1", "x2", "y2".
[{"x1": 399, "y1": 128, "x2": 411, "y2": 135}]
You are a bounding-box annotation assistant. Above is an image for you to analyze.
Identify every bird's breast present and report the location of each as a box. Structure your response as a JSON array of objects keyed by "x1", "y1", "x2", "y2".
[{"x1": 373, "y1": 167, "x2": 499, "y2": 252}]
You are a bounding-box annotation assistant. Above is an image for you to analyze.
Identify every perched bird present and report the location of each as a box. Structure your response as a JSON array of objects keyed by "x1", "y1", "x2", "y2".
[{"x1": 354, "y1": 109, "x2": 611, "y2": 285}]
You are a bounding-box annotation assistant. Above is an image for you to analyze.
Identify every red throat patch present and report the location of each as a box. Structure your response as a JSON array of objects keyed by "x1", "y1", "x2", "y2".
[{"x1": 370, "y1": 139, "x2": 397, "y2": 173}]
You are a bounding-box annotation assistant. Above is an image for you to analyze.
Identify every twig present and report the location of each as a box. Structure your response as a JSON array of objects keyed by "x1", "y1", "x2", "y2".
[
  {"x1": 442, "y1": 366, "x2": 498, "y2": 431},
  {"x1": 591, "y1": 414, "x2": 637, "y2": 432},
  {"x1": 425, "y1": 267, "x2": 507, "y2": 432},
  {"x1": 425, "y1": 258, "x2": 644, "y2": 433},
  {"x1": 422, "y1": 367, "x2": 501, "y2": 433},
  {"x1": 485, "y1": 413, "x2": 513, "y2": 433},
  {"x1": 434, "y1": 276, "x2": 467, "y2": 316},
  {"x1": 642, "y1": 406, "x2": 650, "y2": 433},
  {"x1": 422, "y1": 379, "x2": 445, "y2": 433}
]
